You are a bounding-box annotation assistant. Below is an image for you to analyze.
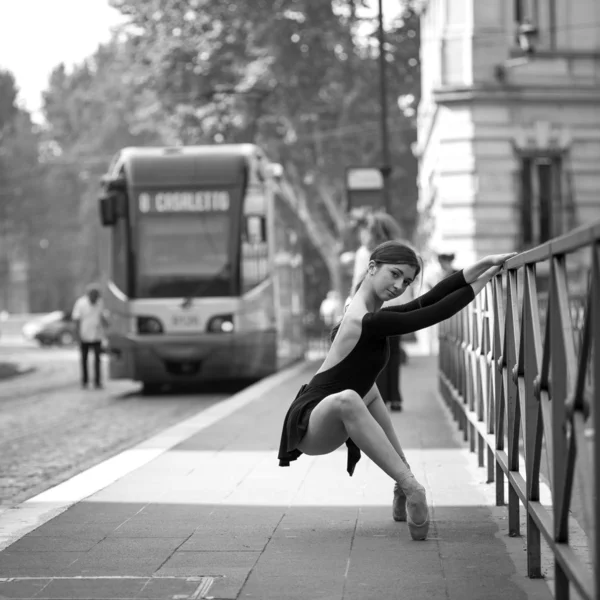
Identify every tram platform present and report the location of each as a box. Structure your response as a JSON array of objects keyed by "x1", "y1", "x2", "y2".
[{"x1": 0, "y1": 356, "x2": 553, "y2": 600}]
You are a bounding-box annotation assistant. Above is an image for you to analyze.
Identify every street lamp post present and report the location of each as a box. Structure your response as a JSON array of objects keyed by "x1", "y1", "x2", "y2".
[{"x1": 378, "y1": 0, "x2": 392, "y2": 213}]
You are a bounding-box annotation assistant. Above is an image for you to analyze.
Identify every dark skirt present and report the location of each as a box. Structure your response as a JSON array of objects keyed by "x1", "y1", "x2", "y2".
[{"x1": 277, "y1": 384, "x2": 361, "y2": 476}]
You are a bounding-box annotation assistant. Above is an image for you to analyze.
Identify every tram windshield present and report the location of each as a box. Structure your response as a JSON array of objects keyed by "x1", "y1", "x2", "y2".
[{"x1": 136, "y1": 191, "x2": 233, "y2": 298}]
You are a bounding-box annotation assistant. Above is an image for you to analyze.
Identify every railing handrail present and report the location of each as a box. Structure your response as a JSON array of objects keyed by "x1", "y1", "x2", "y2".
[
  {"x1": 438, "y1": 221, "x2": 598, "y2": 600},
  {"x1": 504, "y1": 219, "x2": 600, "y2": 269}
]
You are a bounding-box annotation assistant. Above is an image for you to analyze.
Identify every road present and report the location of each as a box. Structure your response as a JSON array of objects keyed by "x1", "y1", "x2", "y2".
[{"x1": 0, "y1": 341, "x2": 247, "y2": 508}]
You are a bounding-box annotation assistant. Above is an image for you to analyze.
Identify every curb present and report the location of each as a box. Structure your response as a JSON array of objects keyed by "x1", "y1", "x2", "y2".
[{"x1": 0, "y1": 359, "x2": 312, "y2": 551}]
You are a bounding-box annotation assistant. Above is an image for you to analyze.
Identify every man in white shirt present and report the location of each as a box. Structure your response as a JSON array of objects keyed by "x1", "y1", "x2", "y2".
[{"x1": 72, "y1": 284, "x2": 107, "y2": 389}]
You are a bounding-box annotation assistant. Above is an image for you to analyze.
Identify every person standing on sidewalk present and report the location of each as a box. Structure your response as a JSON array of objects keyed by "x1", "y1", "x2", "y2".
[
  {"x1": 348, "y1": 212, "x2": 411, "y2": 411},
  {"x1": 278, "y1": 241, "x2": 515, "y2": 540},
  {"x1": 72, "y1": 284, "x2": 108, "y2": 390}
]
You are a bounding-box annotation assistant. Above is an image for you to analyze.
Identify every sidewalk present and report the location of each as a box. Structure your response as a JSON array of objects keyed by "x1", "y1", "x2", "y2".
[{"x1": 0, "y1": 357, "x2": 552, "y2": 600}]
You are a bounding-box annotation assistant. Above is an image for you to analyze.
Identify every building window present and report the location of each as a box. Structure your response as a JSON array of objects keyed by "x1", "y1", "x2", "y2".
[
  {"x1": 514, "y1": 0, "x2": 556, "y2": 49},
  {"x1": 441, "y1": 37, "x2": 465, "y2": 86},
  {"x1": 518, "y1": 154, "x2": 574, "y2": 247},
  {"x1": 440, "y1": 0, "x2": 468, "y2": 86}
]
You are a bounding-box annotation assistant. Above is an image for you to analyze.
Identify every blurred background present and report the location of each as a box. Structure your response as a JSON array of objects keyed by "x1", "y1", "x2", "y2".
[{"x1": 0, "y1": 0, "x2": 599, "y2": 333}]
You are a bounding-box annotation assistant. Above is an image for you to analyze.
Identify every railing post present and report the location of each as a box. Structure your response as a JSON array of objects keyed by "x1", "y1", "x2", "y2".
[
  {"x1": 522, "y1": 265, "x2": 543, "y2": 578},
  {"x1": 505, "y1": 269, "x2": 521, "y2": 537},
  {"x1": 550, "y1": 254, "x2": 579, "y2": 599}
]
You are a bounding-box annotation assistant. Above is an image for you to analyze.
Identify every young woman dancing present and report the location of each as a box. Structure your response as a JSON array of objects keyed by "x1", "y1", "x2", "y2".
[{"x1": 278, "y1": 240, "x2": 515, "y2": 540}]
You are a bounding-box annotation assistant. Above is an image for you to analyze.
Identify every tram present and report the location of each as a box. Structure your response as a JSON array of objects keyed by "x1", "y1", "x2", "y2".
[{"x1": 98, "y1": 144, "x2": 306, "y2": 392}]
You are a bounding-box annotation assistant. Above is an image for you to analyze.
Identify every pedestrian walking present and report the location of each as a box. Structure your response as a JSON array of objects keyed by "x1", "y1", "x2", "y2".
[
  {"x1": 72, "y1": 284, "x2": 108, "y2": 389},
  {"x1": 437, "y1": 252, "x2": 459, "y2": 277},
  {"x1": 349, "y1": 212, "x2": 410, "y2": 411},
  {"x1": 278, "y1": 240, "x2": 515, "y2": 540}
]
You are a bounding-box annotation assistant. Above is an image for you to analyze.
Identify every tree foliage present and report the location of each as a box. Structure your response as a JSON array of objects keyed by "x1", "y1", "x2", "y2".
[{"x1": 0, "y1": 71, "x2": 45, "y2": 311}]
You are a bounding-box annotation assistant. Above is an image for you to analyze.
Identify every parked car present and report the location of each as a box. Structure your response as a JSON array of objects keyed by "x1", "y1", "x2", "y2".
[{"x1": 22, "y1": 311, "x2": 77, "y2": 347}]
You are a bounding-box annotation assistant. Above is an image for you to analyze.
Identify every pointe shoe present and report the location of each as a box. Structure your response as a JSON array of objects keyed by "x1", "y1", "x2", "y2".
[
  {"x1": 392, "y1": 482, "x2": 407, "y2": 522},
  {"x1": 406, "y1": 487, "x2": 430, "y2": 541}
]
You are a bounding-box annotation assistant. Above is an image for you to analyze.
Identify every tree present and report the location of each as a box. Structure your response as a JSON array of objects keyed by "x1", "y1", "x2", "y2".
[
  {"x1": 107, "y1": 0, "x2": 421, "y2": 310},
  {"x1": 0, "y1": 70, "x2": 45, "y2": 311},
  {"x1": 39, "y1": 39, "x2": 165, "y2": 300}
]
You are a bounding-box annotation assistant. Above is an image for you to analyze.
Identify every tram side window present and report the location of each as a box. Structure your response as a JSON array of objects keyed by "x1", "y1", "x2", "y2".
[
  {"x1": 111, "y1": 217, "x2": 128, "y2": 292},
  {"x1": 241, "y1": 215, "x2": 268, "y2": 293}
]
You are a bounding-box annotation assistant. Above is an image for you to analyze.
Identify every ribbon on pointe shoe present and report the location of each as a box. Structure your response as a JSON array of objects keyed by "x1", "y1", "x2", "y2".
[
  {"x1": 406, "y1": 489, "x2": 430, "y2": 541},
  {"x1": 392, "y1": 482, "x2": 407, "y2": 522}
]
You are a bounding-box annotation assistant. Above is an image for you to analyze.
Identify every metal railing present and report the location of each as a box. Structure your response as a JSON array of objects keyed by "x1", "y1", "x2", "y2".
[{"x1": 439, "y1": 222, "x2": 599, "y2": 600}]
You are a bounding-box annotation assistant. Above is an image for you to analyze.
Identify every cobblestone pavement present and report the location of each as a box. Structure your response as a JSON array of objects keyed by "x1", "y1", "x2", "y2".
[
  {"x1": 0, "y1": 353, "x2": 242, "y2": 507},
  {"x1": 0, "y1": 345, "x2": 80, "y2": 400}
]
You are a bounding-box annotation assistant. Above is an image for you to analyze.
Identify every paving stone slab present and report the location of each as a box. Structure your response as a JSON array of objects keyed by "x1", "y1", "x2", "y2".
[
  {"x1": 27, "y1": 522, "x2": 123, "y2": 540},
  {"x1": 134, "y1": 576, "x2": 212, "y2": 599},
  {"x1": 133, "y1": 503, "x2": 216, "y2": 522},
  {"x1": 0, "y1": 551, "x2": 82, "y2": 577},
  {"x1": 33, "y1": 576, "x2": 146, "y2": 599},
  {"x1": 444, "y1": 574, "x2": 536, "y2": 600},
  {"x1": 0, "y1": 577, "x2": 51, "y2": 599},
  {"x1": 61, "y1": 538, "x2": 184, "y2": 577},
  {"x1": 108, "y1": 515, "x2": 202, "y2": 540},
  {"x1": 50, "y1": 502, "x2": 145, "y2": 525},
  {"x1": 3, "y1": 536, "x2": 101, "y2": 553},
  {"x1": 156, "y1": 551, "x2": 259, "y2": 598},
  {"x1": 155, "y1": 550, "x2": 260, "y2": 576},
  {"x1": 179, "y1": 529, "x2": 272, "y2": 553}
]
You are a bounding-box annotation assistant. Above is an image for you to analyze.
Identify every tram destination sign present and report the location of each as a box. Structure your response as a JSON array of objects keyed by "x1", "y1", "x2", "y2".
[{"x1": 137, "y1": 190, "x2": 230, "y2": 213}]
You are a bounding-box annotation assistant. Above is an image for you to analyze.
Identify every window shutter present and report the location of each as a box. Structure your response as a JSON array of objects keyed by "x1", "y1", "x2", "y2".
[{"x1": 561, "y1": 157, "x2": 577, "y2": 232}]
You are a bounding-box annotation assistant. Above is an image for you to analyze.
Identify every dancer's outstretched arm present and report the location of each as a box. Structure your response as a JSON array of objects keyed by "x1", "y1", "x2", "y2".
[{"x1": 365, "y1": 252, "x2": 517, "y2": 337}]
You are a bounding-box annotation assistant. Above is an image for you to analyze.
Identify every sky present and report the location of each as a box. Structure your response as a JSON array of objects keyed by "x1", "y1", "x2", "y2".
[
  {"x1": 0, "y1": 0, "x2": 402, "y2": 123},
  {"x1": 0, "y1": 0, "x2": 126, "y2": 120}
]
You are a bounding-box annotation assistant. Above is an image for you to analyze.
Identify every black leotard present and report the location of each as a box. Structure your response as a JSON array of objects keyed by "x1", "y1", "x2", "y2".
[{"x1": 278, "y1": 269, "x2": 475, "y2": 475}]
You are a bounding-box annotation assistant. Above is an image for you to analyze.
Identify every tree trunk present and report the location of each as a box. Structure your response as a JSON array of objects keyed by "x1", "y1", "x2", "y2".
[{"x1": 279, "y1": 165, "x2": 346, "y2": 302}]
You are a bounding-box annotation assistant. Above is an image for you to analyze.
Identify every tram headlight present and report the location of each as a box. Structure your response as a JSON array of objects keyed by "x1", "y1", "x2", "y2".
[
  {"x1": 137, "y1": 316, "x2": 164, "y2": 335},
  {"x1": 207, "y1": 314, "x2": 234, "y2": 333}
]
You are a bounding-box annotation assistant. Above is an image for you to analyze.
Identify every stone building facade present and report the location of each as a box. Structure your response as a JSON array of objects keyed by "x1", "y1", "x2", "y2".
[{"x1": 416, "y1": 0, "x2": 600, "y2": 264}]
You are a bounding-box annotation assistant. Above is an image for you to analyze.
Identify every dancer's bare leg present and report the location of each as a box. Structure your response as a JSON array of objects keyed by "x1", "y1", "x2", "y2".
[
  {"x1": 364, "y1": 385, "x2": 408, "y2": 464},
  {"x1": 297, "y1": 389, "x2": 428, "y2": 536},
  {"x1": 364, "y1": 386, "x2": 412, "y2": 523}
]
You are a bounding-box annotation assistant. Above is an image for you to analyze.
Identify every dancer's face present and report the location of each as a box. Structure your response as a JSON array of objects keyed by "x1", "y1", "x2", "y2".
[{"x1": 370, "y1": 262, "x2": 417, "y2": 301}]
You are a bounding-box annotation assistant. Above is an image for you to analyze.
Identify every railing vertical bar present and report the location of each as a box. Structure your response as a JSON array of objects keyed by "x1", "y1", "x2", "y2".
[
  {"x1": 550, "y1": 255, "x2": 577, "y2": 544},
  {"x1": 492, "y1": 274, "x2": 506, "y2": 506},
  {"x1": 487, "y1": 445, "x2": 495, "y2": 483},
  {"x1": 477, "y1": 434, "x2": 485, "y2": 467},
  {"x1": 505, "y1": 269, "x2": 521, "y2": 537},
  {"x1": 521, "y1": 265, "x2": 544, "y2": 577},
  {"x1": 485, "y1": 285, "x2": 496, "y2": 438},
  {"x1": 556, "y1": 564, "x2": 570, "y2": 600}
]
